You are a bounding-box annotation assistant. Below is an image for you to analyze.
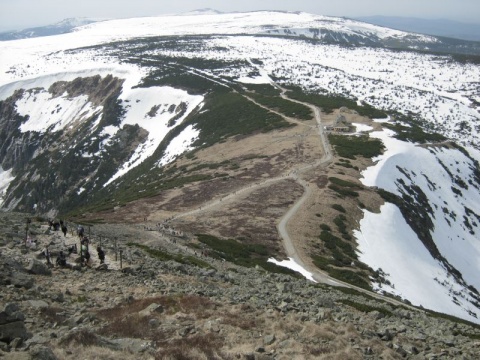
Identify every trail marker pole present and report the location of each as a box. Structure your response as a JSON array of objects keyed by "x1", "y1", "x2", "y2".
[
  {"x1": 80, "y1": 238, "x2": 83, "y2": 266},
  {"x1": 24, "y1": 218, "x2": 30, "y2": 248}
]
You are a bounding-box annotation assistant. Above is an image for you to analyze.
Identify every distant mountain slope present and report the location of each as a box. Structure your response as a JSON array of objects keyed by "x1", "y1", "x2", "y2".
[
  {"x1": 0, "y1": 18, "x2": 102, "y2": 41},
  {"x1": 355, "y1": 16, "x2": 480, "y2": 42},
  {"x1": 1, "y1": 10, "x2": 480, "y2": 323}
]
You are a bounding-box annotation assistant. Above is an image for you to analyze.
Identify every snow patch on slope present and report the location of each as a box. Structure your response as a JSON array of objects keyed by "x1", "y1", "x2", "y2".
[
  {"x1": 103, "y1": 87, "x2": 203, "y2": 186},
  {"x1": 356, "y1": 125, "x2": 480, "y2": 324},
  {"x1": 355, "y1": 203, "x2": 479, "y2": 323},
  {"x1": 268, "y1": 257, "x2": 316, "y2": 282},
  {"x1": 16, "y1": 89, "x2": 101, "y2": 133},
  {"x1": 0, "y1": 167, "x2": 14, "y2": 207},
  {"x1": 158, "y1": 124, "x2": 200, "y2": 167}
]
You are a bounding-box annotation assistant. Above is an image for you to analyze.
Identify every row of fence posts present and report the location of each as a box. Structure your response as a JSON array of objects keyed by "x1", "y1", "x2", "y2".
[
  {"x1": 21, "y1": 218, "x2": 126, "y2": 269},
  {"x1": 77, "y1": 227, "x2": 124, "y2": 269}
]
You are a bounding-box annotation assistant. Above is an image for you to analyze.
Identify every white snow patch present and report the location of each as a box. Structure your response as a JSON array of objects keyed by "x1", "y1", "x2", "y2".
[
  {"x1": 16, "y1": 90, "x2": 101, "y2": 133},
  {"x1": 360, "y1": 128, "x2": 411, "y2": 186},
  {"x1": 268, "y1": 257, "x2": 316, "y2": 282},
  {"x1": 352, "y1": 123, "x2": 373, "y2": 133},
  {"x1": 237, "y1": 66, "x2": 272, "y2": 84},
  {"x1": 158, "y1": 125, "x2": 200, "y2": 166},
  {"x1": 0, "y1": 167, "x2": 15, "y2": 207},
  {"x1": 372, "y1": 116, "x2": 391, "y2": 123}
]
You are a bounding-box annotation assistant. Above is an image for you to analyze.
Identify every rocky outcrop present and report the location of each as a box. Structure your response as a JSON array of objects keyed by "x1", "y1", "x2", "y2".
[
  {"x1": 0, "y1": 303, "x2": 30, "y2": 344},
  {"x1": 26, "y1": 259, "x2": 52, "y2": 276},
  {"x1": 0, "y1": 75, "x2": 150, "y2": 214}
]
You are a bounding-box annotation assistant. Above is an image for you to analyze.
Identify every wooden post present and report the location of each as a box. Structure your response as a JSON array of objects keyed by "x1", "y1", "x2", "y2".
[
  {"x1": 119, "y1": 249, "x2": 123, "y2": 269},
  {"x1": 80, "y1": 238, "x2": 83, "y2": 266},
  {"x1": 115, "y1": 239, "x2": 118, "y2": 261},
  {"x1": 24, "y1": 218, "x2": 29, "y2": 248}
]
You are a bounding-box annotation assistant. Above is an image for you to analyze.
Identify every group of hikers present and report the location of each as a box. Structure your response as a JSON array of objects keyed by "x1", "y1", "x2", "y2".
[{"x1": 40, "y1": 222, "x2": 106, "y2": 269}]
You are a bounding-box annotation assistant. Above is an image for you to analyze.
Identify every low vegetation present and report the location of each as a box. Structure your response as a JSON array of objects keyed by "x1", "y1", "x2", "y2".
[
  {"x1": 196, "y1": 234, "x2": 300, "y2": 276},
  {"x1": 329, "y1": 134, "x2": 384, "y2": 159},
  {"x1": 247, "y1": 92, "x2": 313, "y2": 120},
  {"x1": 285, "y1": 86, "x2": 388, "y2": 118},
  {"x1": 127, "y1": 242, "x2": 213, "y2": 269},
  {"x1": 383, "y1": 120, "x2": 447, "y2": 143},
  {"x1": 338, "y1": 299, "x2": 393, "y2": 317}
]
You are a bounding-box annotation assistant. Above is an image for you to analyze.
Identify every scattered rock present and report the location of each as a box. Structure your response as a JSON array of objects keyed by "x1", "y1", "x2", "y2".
[
  {"x1": 263, "y1": 334, "x2": 276, "y2": 346},
  {"x1": 109, "y1": 338, "x2": 152, "y2": 354},
  {"x1": 26, "y1": 300, "x2": 49, "y2": 309},
  {"x1": 29, "y1": 345, "x2": 58, "y2": 360},
  {"x1": 138, "y1": 303, "x2": 163, "y2": 317},
  {"x1": 26, "y1": 259, "x2": 51, "y2": 276},
  {"x1": 0, "y1": 321, "x2": 29, "y2": 343},
  {"x1": 96, "y1": 263, "x2": 108, "y2": 271}
]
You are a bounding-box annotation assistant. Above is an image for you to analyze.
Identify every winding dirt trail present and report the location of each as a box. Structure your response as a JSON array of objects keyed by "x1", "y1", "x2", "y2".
[{"x1": 170, "y1": 70, "x2": 419, "y2": 310}]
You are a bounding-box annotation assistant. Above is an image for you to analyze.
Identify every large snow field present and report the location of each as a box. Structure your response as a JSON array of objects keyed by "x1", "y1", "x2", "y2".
[
  {"x1": 0, "y1": 11, "x2": 432, "y2": 88},
  {"x1": 149, "y1": 35, "x2": 480, "y2": 147},
  {"x1": 1, "y1": 11, "x2": 478, "y2": 146}
]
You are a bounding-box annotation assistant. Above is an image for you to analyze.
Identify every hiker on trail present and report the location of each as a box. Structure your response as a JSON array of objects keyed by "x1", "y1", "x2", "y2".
[
  {"x1": 97, "y1": 246, "x2": 105, "y2": 264},
  {"x1": 77, "y1": 225, "x2": 84, "y2": 239},
  {"x1": 61, "y1": 223, "x2": 67, "y2": 237},
  {"x1": 56, "y1": 251, "x2": 67, "y2": 267},
  {"x1": 42, "y1": 246, "x2": 51, "y2": 266},
  {"x1": 81, "y1": 240, "x2": 90, "y2": 266},
  {"x1": 52, "y1": 221, "x2": 60, "y2": 231},
  {"x1": 67, "y1": 244, "x2": 77, "y2": 255}
]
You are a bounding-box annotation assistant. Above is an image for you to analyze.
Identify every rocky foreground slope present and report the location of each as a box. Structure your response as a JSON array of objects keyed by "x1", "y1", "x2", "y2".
[{"x1": 1, "y1": 214, "x2": 480, "y2": 360}]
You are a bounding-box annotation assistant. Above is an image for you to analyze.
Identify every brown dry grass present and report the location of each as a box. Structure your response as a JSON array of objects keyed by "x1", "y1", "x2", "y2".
[
  {"x1": 54, "y1": 345, "x2": 148, "y2": 360},
  {"x1": 59, "y1": 329, "x2": 104, "y2": 347},
  {"x1": 96, "y1": 295, "x2": 218, "y2": 342},
  {"x1": 39, "y1": 306, "x2": 68, "y2": 325},
  {"x1": 155, "y1": 333, "x2": 228, "y2": 360}
]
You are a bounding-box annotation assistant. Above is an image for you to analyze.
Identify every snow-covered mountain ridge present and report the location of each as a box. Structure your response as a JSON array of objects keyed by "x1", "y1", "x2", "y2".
[
  {"x1": 0, "y1": 18, "x2": 103, "y2": 41},
  {"x1": 1, "y1": 10, "x2": 480, "y2": 324}
]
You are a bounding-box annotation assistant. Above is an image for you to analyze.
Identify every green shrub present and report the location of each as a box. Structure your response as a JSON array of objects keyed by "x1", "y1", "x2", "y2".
[
  {"x1": 328, "y1": 185, "x2": 359, "y2": 198},
  {"x1": 331, "y1": 204, "x2": 346, "y2": 213},
  {"x1": 248, "y1": 93, "x2": 313, "y2": 120},
  {"x1": 320, "y1": 224, "x2": 332, "y2": 231},
  {"x1": 338, "y1": 299, "x2": 392, "y2": 316},
  {"x1": 127, "y1": 242, "x2": 212, "y2": 269},
  {"x1": 196, "y1": 234, "x2": 299, "y2": 276},
  {"x1": 329, "y1": 177, "x2": 361, "y2": 188},
  {"x1": 328, "y1": 269, "x2": 371, "y2": 290},
  {"x1": 285, "y1": 87, "x2": 387, "y2": 118},
  {"x1": 329, "y1": 135, "x2": 384, "y2": 159},
  {"x1": 383, "y1": 122, "x2": 446, "y2": 144}
]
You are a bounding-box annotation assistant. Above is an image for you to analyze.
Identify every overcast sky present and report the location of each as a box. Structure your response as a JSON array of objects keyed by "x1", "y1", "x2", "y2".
[{"x1": 1, "y1": 0, "x2": 480, "y2": 31}]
